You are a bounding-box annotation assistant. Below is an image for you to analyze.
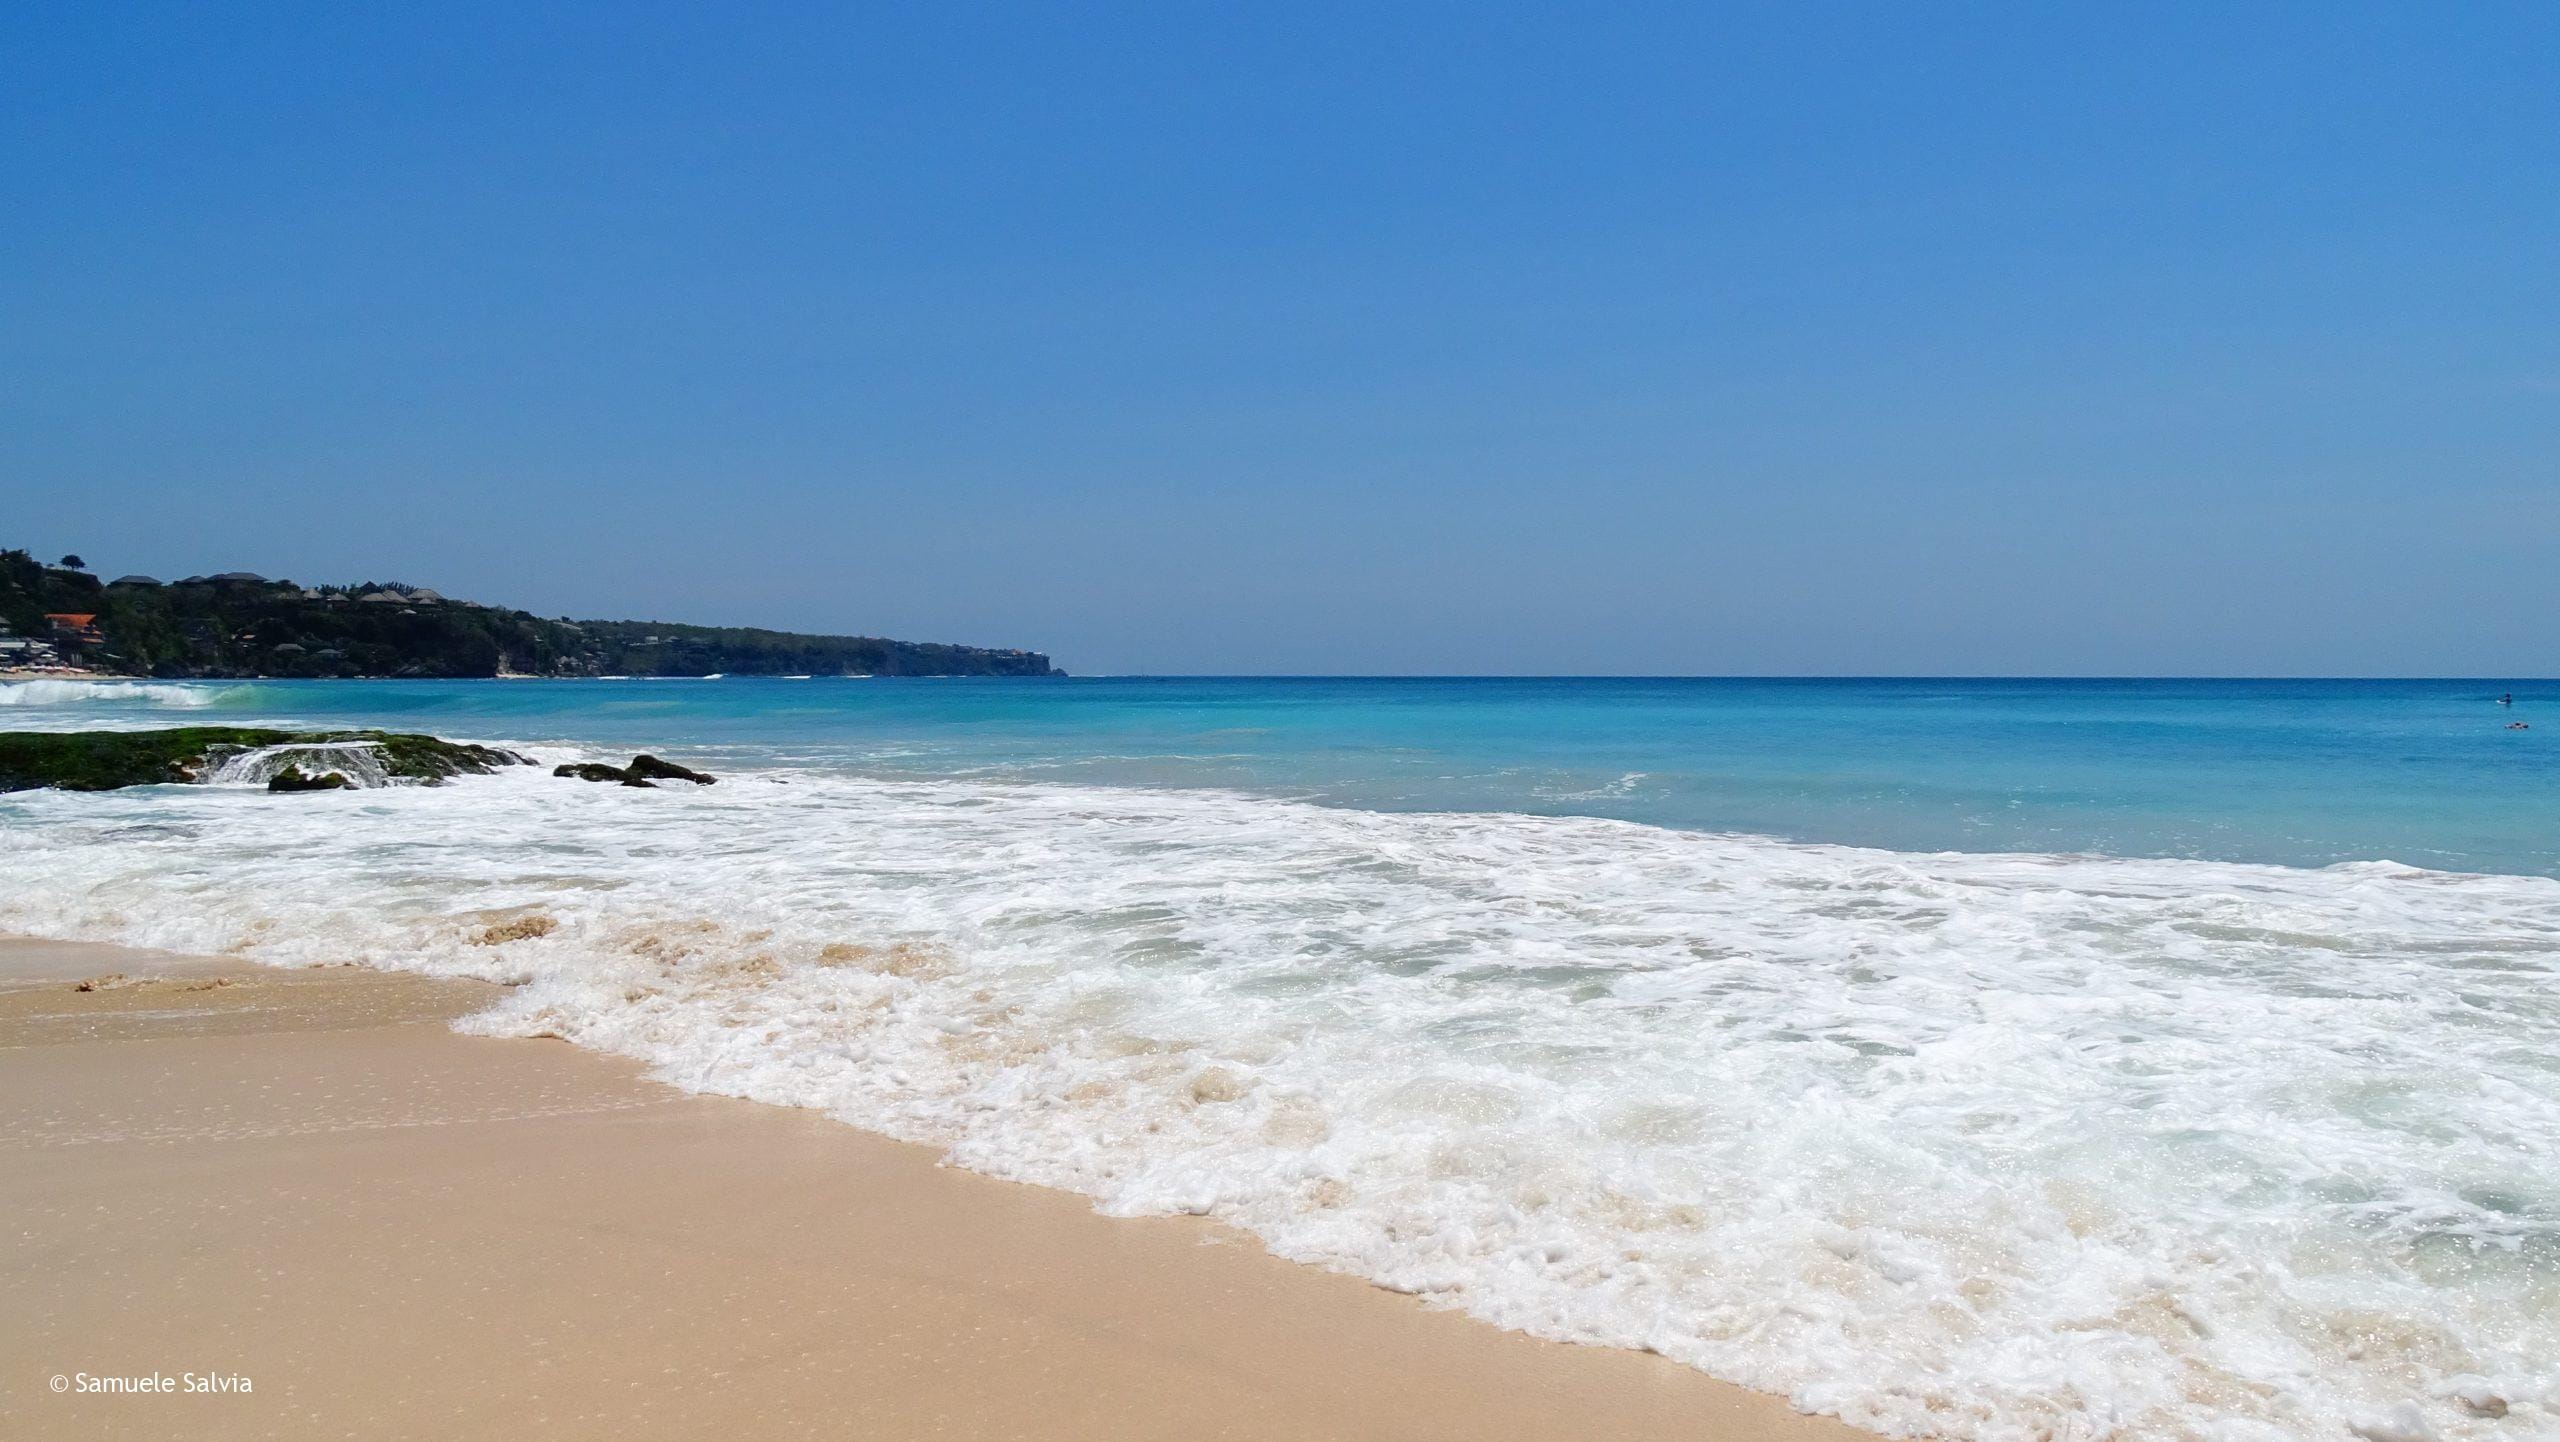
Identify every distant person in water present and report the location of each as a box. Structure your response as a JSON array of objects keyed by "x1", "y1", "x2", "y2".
[{"x1": 2498, "y1": 693, "x2": 2513, "y2": 705}]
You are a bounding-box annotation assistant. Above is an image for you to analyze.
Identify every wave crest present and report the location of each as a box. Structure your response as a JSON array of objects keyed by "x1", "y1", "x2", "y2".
[{"x1": 0, "y1": 679, "x2": 249, "y2": 709}]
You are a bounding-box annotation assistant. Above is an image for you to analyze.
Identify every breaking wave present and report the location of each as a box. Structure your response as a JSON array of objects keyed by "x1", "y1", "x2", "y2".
[
  {"x1": 3, "y1": 763, "x2": 2556, "y2": 1441},
  {"x1": 0, "y1": 679, "x2": 251, "y2": 710}
]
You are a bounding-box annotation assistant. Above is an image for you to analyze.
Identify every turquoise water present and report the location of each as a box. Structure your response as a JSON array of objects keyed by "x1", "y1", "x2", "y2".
[{"x1": 18, "y1": 674, "x2": 2554, "y2": 875}]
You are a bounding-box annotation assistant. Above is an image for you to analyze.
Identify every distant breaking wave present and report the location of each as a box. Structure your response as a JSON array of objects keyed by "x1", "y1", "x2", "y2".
[{"x1": 0, "y1": 679, "x2": 251, "y2": 709}]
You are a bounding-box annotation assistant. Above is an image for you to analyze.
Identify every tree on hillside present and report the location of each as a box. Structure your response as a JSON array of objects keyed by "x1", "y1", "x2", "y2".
[{"x1": 59, "y1": 555, "x2": 86, "y2": 570}]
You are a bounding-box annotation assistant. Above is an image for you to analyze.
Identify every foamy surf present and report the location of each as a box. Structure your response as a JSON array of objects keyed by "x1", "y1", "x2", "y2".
[{"x1": 3, "y1": 763, "x2": 2555, "y2": 1442}]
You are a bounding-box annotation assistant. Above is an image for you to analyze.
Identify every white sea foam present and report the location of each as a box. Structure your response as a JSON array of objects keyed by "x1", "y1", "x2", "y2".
[
  {"x1": 201, "y1": 740, "x2": 396, "y2": 788},
  {"x1": 4, "y1": 763, "x2": 2556, "y2": 1441}
]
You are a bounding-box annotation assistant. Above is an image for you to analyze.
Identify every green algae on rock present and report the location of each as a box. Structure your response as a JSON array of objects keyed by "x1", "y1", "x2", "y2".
[{"x1": 0, "y1": 728, "x2": 534, "y2": 792}]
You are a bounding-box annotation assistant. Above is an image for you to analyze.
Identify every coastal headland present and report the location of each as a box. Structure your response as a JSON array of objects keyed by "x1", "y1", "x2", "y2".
[{"x1": 1, "y1": 548, "x2": 1061, "y2": 679}]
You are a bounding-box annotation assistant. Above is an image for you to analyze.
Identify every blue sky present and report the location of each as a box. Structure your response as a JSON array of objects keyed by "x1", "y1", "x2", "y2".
[{"x1": 4, "y1": 2, "x2": 2554, "y2": 674}]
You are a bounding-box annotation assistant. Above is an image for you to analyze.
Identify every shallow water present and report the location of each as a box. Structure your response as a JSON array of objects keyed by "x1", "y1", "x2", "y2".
[
  {"x1": 4, "y1": 675, "x2": 2555, "y2": 1440},
  {"x1": 13, "y1": 674, "x2": 2560, "y2": 874}
]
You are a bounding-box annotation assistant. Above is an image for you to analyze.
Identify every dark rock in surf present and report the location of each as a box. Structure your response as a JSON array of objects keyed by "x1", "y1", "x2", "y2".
[
  {"x1": 267, "y1": 765, "x2": 353, "y2": 793},
  {"x1": 626, "y1": 754, "x2": 716, "y2": 785},
  {"x1": 553, "y1": 755, "x2": 717, "y2": 788},
  {"x1": 553, "y1": 762, "x2": 651, "y2": 787}
]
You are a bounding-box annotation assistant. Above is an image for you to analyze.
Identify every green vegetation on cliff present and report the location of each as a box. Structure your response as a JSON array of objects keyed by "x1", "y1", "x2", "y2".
[
  {"x1": 0, "y1": 549, "x2": 1061, "y2": 679},
  {"x1": 0, "y1": 728, "x2": 533, "y2": 792}
]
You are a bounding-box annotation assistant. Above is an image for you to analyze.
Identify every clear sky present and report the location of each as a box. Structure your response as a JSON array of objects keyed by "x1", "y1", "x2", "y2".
[{"x1": 4, "y1": 3, "x2": 2554, "y2": 675}]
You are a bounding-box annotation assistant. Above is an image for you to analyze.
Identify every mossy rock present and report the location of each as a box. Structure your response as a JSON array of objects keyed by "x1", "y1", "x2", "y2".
[{"x1": 0, "y1": 728, "x2": 533, "y2": 792}]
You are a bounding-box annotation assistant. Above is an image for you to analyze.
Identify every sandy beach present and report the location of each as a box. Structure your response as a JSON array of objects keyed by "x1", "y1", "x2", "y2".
[{"x1": 0, "y1": 935, "x2": 1875, "y2": 1442}]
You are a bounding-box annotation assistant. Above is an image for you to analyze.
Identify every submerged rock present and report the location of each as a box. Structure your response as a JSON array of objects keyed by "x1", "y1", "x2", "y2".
[
  {"x1": 471, "y1": 914, "x2": 559, "y2": 945},
  {"x1": 627, "y1": 754, "x2": 716, "y2": 785},
  {"x1": 554, "y1": 762, "x2": 653, "y2": 787},
  {"x1": 552, "y1": 755, "x2": 718, "y2": 788},
  {"x1": 267, "y1": 765, "x2": 352, "y2": 792}
]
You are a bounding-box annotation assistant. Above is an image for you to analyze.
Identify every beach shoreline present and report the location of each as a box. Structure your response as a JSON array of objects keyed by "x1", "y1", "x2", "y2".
[
  {"x1": 0, "y1": 933, "x2": 1875, "y2": 1441},
  {"x1": 8, "y1": 674, "x2": 2551, "y2": 1441}
]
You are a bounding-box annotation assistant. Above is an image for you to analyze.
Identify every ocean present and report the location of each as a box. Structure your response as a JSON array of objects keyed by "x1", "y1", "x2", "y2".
[{"x1": 4, "y1": 675, "x2": 2555, "y2": 1440}]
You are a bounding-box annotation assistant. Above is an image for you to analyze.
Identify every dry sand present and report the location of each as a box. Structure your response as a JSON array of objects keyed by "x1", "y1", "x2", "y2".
[{"x1": 0, "y1": 935, "x2": 1878, "y2": 1441}]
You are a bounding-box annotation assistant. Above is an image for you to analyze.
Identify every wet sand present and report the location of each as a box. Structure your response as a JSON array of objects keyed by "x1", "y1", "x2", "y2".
[{"x1": 0, "y1": 935, "x2": 1876, "y2": 1441}]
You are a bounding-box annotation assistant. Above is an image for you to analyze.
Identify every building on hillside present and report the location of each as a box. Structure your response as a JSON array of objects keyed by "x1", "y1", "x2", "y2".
[
  {"x1": 44, "y1": 613, "x2": 105, "y2": 646},
  {"x1": 0, "y1": 634, "x2": 65, "y2": 666}
]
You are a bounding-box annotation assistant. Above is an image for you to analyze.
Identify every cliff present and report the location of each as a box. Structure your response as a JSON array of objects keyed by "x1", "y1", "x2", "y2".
[{"x1": 0, "y1": 550, "x2": 1062, "y2": 679}]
